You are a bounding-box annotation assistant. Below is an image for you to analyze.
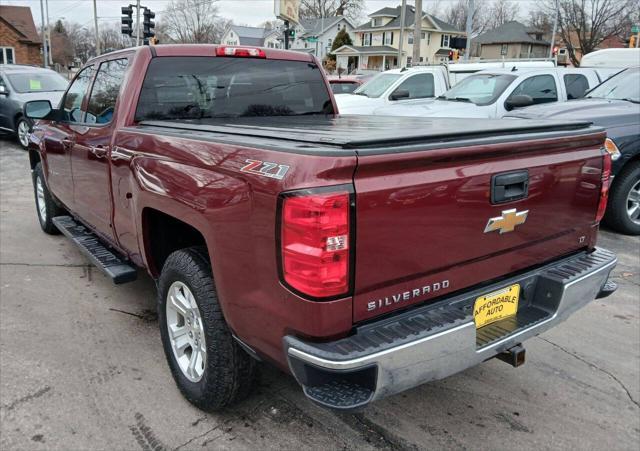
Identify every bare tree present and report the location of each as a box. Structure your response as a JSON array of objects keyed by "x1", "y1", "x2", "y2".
[
  {"x1": 484, "y1": 0, "x2": 520, "y2": 30},
  {"x1": 99, "y1": 22, "x2": 130, "y2": 53},
  {"x1": 444, "y1": 0, "x2": 488, "y2": 35},
  {"x1": 535, "y1": 0, "x2": 637, "y2": 65},
  {"x1": 299, "y1": 0, "x2": 365, "y2": 22},
  {"x1": 162, "y1": 0, "x2": 223, "y2": 43}
]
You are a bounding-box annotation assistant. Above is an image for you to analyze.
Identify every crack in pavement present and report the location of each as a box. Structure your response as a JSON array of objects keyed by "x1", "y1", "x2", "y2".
[
  {"x1": 538, "y1": 337, "x2": 639, "y2": 409},
  {"x1": 172, "y1": 419, "x2": 231, "y2": 451},
  {"x1": 1, "y1": 386, "x2": 51, "y2": 412}
]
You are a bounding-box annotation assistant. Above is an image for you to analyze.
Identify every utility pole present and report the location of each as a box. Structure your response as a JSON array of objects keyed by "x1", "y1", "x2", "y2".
[
  {"x1": 93, "y1": 0, "x2": 101, "y2": 55},
  {"x1": 39, "y1": 0, "x2": 48, "y2": 68},
  {"x1": 549, "y1": 0, "x2": 558, "y2": 59},
  {"x1": 413, "y1": 0, "x2": 422, "y2": 65},
  {"x1": 45, "y1": 0, "x2": 52, "y2": 66},
  {"x1": 464, "y1": 0, "x2": 474, "y2": 61},
  {"x1": 284, "y1": 20, "x2": 290, "y2": 49},
  {"x1": 136, "y1": 0, "x2": 141, "y2": 46},
  {"x1": 397, "y1": 0, "x2": 406, "y2": 67}
]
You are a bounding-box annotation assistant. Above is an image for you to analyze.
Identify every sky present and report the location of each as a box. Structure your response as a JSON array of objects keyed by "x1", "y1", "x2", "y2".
[{"x1": 3, "y1": 0, "x2": 536, "y2": 29}]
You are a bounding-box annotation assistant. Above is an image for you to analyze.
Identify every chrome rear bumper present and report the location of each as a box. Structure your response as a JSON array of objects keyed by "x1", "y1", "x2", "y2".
[{"x1": 284, "y1": 248, "x2": 617, "y2": 411}]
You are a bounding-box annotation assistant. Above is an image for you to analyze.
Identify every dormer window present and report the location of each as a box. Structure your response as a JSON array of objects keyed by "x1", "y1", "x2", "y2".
[{"x1": 372, "y1": 18, "x2": 380, "y2": 26}]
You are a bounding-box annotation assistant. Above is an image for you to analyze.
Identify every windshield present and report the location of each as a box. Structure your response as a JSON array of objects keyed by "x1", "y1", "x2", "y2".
[
  {"x1": 587, "y1": 68, "x2": 640, "y2": 103},
  {"x1": 7, "y1": 72, "x2": 68, "y2": 93},
  {"x1": 438, "y1": 73, "x2": 517, "y2": 105},
  {"x1": 135, "y1": 57, "x2": 333, "y2": 121},
  {"x1": 353, "y1": 73, "x2": 402, "y2": 98}
]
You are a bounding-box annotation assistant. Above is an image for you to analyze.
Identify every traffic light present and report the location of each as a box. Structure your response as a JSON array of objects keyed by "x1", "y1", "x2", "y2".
[
  {"x1": 630, "y1": 36, "x2": 636, "y2": 48},
  {"x1": 552, "y1": 46, "x2": 559, "y2": 56},
  {"x1": 286, "y1": 28, "x2": 295, "y2": 39},
  {"x1": 121, "y1": 6, "x2": 133, "y2": 36},
  {"x1": 143, "y1": 9, "x2": 155, "y2": 41},
  {"x1": 448, "y1": 50, "x2": 454, "y2": 61}
]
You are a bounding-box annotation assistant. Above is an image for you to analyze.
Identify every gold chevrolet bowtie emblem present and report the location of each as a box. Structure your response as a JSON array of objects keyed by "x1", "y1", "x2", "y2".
[{"x1": 484, "y1": 209, "x2": 529, "y2": 234}]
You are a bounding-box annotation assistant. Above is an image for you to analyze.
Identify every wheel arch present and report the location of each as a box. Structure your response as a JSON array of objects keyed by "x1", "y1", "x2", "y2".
[{"x1": 141, "y1": 207, "x2": 210, "y2": 277}]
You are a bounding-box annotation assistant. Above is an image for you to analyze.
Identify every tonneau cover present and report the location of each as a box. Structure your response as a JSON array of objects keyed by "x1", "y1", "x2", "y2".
[{"x1": 138, "y1": 116, "x2": 595, "y2": 150}]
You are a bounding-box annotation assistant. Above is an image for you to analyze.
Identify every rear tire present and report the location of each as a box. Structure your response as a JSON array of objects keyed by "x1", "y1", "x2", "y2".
[
  {"x1": 33, "y1": 162, "x2": 63, "y2": 235},
  {"x1": 158, "y1": 246, "x2": 256, "y2": 411},
  {"x1": 605, "y1": 161, "x2": 640, "y2": 235}
]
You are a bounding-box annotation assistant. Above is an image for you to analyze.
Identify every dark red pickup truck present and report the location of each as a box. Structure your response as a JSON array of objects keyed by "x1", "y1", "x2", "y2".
[{"x1": 24, "y1": 45, "x2": 617, "y2": 411}]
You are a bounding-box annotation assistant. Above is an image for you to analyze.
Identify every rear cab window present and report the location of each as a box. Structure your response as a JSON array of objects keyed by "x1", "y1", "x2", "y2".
[
  {"x1": 563, "y1": 73, "x2": 589, "y2": 100},
  {"x1": 135, "y1": 57, "x2": 333, "y2": 121}
]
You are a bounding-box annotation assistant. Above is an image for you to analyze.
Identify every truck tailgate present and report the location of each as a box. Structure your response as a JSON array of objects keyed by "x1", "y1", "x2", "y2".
[{"x1": 353, "y1": 128, "x2": 606, "y2": 322}]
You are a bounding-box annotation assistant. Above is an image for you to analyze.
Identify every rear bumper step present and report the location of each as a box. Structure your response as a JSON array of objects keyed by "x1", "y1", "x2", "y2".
[
  {"x1": 284, "y1": 248, "x2": 617, "y2": 411},
  {"x1": 52, "y1": 216, "x2": 137, "y2": 284}
]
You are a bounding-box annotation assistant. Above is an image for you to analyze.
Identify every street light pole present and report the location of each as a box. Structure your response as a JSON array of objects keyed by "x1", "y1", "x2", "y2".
[
  {"x1": 549, "y1": 0, "x2": 559, "y2": 60},
  {"x1": 45, "y1": 0, "x2": 52, "y2": 66},
  {"x1": 39, "y1": 0, "x2": 48, "y2": 68},
  {"x1": 136, "y1": 0, "x2": 141, "y2": 47},
  {"x1": 93, "y1": 0, "x2": 101, "y2": 55},
  {"x1": 397, "y1": 0, "x2": 406, "y2": 67},
  {"x1": 464, "y1": 0, "x2": 474, "y2": 61},
  {"x1": 413, "y1": 0, "x2": 422, "y2": 65}
]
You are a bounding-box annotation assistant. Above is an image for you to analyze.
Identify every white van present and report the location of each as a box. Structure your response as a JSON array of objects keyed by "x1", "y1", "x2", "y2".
[{"x1": 580, "y1": 48, "x2": 640, "y2": 68}]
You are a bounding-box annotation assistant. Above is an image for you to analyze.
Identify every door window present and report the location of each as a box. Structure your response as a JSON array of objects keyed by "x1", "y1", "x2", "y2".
[
  {"x1": 563, "y1": 73, "x2": 589, "y2": 100},
  {"x1": 86, "y1": 58, "x2": 129, "y2": 124},
  {"x1": 508, "y1": 74, "x2": 558, "y2": 105},
  {"x1": 392, "y1": 73, "x2": 434, "y2": 99},
  {"x1": 62, "y1": 66, "x2": 94, "y2": 123}
]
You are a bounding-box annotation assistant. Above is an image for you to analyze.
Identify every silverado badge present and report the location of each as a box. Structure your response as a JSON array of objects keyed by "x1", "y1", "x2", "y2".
[{"x1": 484, "y1": 209, "x2": 529, "y2": 234}]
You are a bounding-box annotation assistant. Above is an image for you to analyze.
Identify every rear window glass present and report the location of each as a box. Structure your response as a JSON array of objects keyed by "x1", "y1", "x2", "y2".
[
  {"x1": 331, "y1": 82, "x2": 359, "y2": 94},
  {"x1": 7, "y1": 72, "x2": 68, "y2": 93},
  {"x1": 135, "y1": 56, "x2": 333, "y2": 121}
]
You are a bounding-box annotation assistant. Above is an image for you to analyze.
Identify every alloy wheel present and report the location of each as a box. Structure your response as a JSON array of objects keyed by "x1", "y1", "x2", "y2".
[
  {"x1": 36, "y1": 176, "x2": 47, "y2": 223},
  {"x1": 17, "y1": 120, "x2": 30, "y2": 148},
  {"x1": 627, "y1": 179, "x2": 640, "y2": 225},
  {"x1": 166, "y1": 281, "x2": 207, "y2": 382}
]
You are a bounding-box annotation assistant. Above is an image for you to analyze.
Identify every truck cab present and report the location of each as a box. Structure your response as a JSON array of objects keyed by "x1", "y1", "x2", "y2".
[{"x1": 334, "y1": 66, "x2": 450, "y2": 115}]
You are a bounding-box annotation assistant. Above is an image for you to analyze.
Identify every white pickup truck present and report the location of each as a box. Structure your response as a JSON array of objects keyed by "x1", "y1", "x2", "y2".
[
  {"x1": 372, "y1": 67, "x2": 603, "y2": 119},
  {"x1": 334, "y1": 66, "x2": 450, "y2": 115}
]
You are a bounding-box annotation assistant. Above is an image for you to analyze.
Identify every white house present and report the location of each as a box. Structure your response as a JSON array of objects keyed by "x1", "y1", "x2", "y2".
[
  {"x1": 332, "y1": 4, "x2": 465, "y2": 72},
  {"x1": 220, "y1": 25, "x2": 283, "y2": 49},
  {"x1": 289, "y1": 16, "x2": 356, "y2": 60}
]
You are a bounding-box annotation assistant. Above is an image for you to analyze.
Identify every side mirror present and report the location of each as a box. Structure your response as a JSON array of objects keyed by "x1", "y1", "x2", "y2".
[
  {"x1": 390, "y1": 89, "x2": 410, "y2": 101},
  {"x1": 0, "y1": 85, "x2": 8, "y2": 96},
  {"x1": 505, "y1": 94, "x2": 534, "y2": 110},
  {"x1": 24, "y1": 100, "x2": 53, "y2": 119}
]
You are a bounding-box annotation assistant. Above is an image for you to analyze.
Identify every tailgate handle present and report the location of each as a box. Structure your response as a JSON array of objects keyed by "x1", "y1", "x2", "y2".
[{"x1": 491, "y1": 170, "x2": 529, "y2": 204}]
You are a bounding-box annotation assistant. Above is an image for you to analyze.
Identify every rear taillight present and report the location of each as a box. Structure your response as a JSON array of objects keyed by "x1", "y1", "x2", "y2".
[
  {"x1": 596, "y1": 150, "x2": 612, "y2": 222},
  {"x1": 279, "y1": 187, "x2": 352, "y2": 299},
  {"x1": 216, "y1": 46, "x2": 266, "y2": 58}
]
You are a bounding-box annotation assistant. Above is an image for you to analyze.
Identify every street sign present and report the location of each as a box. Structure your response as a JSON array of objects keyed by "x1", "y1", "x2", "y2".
[
  {"x1": 306, "y1": 37, "x2": 318, "y2": 43},
  {"x1": 274, "y1": 0, "x2": 300, "y2": 25},
  {"x1": 632, "y1": 25, "x2": 639, "y2": 33}
]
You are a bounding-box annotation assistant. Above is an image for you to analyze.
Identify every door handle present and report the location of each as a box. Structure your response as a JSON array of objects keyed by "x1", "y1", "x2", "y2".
[
  {"x1": 491, "y1": 170, "x2": 529, "y2": 204},
  {"x1": 90, "y1": 145, "x2": 107, "y2": 158},
  {"x1": 61, "y1": 137, "x2": 74, "y2": 148}
]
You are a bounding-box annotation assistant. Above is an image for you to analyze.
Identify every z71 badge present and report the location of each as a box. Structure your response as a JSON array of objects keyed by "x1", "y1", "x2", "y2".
[{"x1": 241, "y1": 159, "x2": 290, "y2": 180}]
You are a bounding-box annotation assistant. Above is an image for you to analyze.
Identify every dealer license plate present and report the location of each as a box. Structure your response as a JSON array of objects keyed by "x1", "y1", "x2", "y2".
[{"x1": 473, "y1": 284, "x2": 520, "y2": 329}]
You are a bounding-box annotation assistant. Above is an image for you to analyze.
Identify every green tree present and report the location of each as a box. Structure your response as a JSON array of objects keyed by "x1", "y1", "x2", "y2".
[{"x1": 327, "y1": 27, "x2": 353, "y2": 62}]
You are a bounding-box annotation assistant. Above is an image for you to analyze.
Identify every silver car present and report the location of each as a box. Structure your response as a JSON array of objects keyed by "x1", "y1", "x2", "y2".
[{"x1": 0, "y1": 64, "x2": 68, "y2": 149}]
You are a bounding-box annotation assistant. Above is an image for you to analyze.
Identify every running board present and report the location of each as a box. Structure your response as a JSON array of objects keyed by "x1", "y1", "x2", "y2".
[{"x1": 52, "y1": 216, "x2": 137, "y2": 284}]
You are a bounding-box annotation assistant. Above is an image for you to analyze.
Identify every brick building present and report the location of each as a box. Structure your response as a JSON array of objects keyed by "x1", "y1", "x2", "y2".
[{"x1": 0, "y1": 5, "x2": 42, "y2": 65}]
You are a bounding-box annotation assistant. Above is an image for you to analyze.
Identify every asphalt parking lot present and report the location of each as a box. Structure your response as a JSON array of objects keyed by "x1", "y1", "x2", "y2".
[{"x1": 0, "y1": 136, "x2": 638, "y2": 450}]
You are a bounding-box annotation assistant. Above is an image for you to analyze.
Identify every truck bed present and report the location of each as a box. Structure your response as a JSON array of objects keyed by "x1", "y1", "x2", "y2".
[{"x1": 136, "y1": 116, "x2": 597, "y2": 153}]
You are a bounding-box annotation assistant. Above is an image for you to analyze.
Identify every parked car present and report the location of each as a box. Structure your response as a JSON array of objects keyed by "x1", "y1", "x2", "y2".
[
  {"x1": 373, "y1": 67, "x2": 602, "y2": 119},
  {"x1": 0, "y1": 64, "x2": 68, "y2": 149},
  {"x1": 335, "y1": 66, "x2": 450, "y2": 115},
  {"x1": 327, "y1": 75, "x2": 363, "y2": 94},
  {"x1": 506, "y1": 67, "x2": 640, "y2": 235},
  {"x1": 24, "y1": 45, "x2": 617, "y2": 412}
]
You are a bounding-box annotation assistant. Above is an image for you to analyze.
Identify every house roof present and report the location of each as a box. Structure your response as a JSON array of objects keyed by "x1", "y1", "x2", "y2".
[
  {"x1": 0, "y1": 5, "x2": 40, "y2": 44},
  {"x1": 355, "y1": 5, "x2": 461, "y2": 33},
  {"x1": 332, "y1": 45, "x2": 402, "y2": 55},
  {"x1": 227, "y1": 25, "x2": 281, "y2": 46},
  {"x1": 474, "y1": 21, "x2": 549, "y2": 45},
  {"x1": 298, "y1": 16, "x2": 345, "y2": 36}
]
